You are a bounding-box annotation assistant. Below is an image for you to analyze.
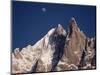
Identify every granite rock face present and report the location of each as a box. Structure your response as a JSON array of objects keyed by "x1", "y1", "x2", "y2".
[{"x1": 12, "y1": 18, "x2": 96, "y2": 74}]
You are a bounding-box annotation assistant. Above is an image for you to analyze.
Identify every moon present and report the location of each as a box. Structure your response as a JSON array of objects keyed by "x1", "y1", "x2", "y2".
[{"x1": 42, "y1": 8, "x2": 46, "y2": 12}]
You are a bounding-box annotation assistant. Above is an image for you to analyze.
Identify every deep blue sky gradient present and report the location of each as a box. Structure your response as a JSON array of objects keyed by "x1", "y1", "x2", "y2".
[{"x1": 12, "y1": 1, "x2": 96, "y2": 49}]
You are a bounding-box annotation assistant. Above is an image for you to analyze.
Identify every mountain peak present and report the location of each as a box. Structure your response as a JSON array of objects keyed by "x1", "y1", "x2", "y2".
[
  {"x1": 58, "y1": 24, "x2": 63, "y2": 28},
  {"x1": 71, "y1": 17, "x2": 76, "y2": 23},
  {"x1": 70, "y1": 17, "x2": 77, "y2": 26},
  {"x1": 71, "y1": 17, "x2": 77, "y2": 24},
  {"x1": 69, "y1": 17, "x2": 80, "y2": 34},
  {"x1": 12, "y1": 18, "x2": 96, "y2": 74},
  {"x1": 55, "y1": 24, "x2": 66, "y2": 36}
]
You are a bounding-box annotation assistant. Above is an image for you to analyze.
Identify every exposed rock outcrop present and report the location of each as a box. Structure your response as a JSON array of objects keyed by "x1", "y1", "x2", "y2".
[{"x1": 12, "y1": 17, "x2": 96, "y2": 74}]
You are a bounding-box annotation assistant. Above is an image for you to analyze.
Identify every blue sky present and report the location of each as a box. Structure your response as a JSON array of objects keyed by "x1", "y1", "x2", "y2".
[{"x1": 12, "y1": 1, "x2": 96, "y2": 49}]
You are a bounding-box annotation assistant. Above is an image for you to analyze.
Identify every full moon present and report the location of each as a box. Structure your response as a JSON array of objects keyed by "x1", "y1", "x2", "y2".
[{"x1": 42, "y1": 8, "x2": 46, "y2": 12}]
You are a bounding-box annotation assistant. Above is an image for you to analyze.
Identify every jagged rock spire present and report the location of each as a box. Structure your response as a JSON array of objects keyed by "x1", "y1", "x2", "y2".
[
  {"x1": 12, "y1": 18, "x2": 96, "y2": 74},
  {"x1": 71, "y1": 17, "x2": 77, "y2": 25},
  {"x1": 69, "y1": 17, "x2": 80, "y2": 34},
  {"x1": 55, "y1": 24, "x2": 66, "y2": 36},
  {"x1": 70, "y1": 17, "x2": 78, "y2": 27},
  {"x1": 58, "y1": 24, "x2": 61, "y2": 27},
  {"x1": 57, "y1": 24, "x2": 63, "y2": 30}
]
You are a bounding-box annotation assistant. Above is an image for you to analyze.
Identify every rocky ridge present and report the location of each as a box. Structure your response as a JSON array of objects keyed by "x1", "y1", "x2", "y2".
[{"x1": 12, "y1": 18, "x2": 96, "y2": 74}]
